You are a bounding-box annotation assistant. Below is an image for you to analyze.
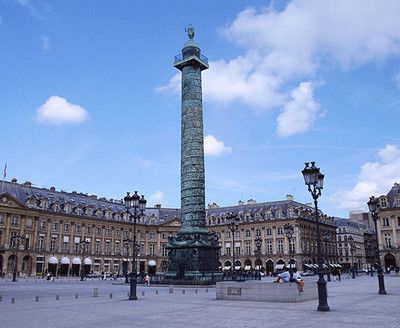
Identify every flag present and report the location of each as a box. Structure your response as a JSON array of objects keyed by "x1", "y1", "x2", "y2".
[{"x1": 3, "y1": 163, "x2": 6, "y2": 178}]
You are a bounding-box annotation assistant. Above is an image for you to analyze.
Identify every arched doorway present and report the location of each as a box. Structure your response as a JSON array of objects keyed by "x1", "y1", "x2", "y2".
[
  {"x1": 244, "y1": 259, "x2": 252, "y2": 271},
  {"x1": 384, "y1": 253, "x2": 396, "y2": 270},
  {"x1": 71, "y1": 258, "x2": 81, "y2": 276},
  {"x1": 22, "y1": 255, "x2": 33, "y2": 276},
  {"x1": 288, "y1": 258, "x2": 297, "y2": 269},
  {"x1": 255, "y1": 258, "x2": 263, "y2": 270},
  {"x1": 234, "y1": 260, "x2": 242, "y2": 271},
  {"x1": 7, "y1": 255, "x2": 17, "y2": 274},
  {"x1": 48, "y1": 257, "x2": 58, "y2": 276},
  {"x1": 148, "y1": 260, "x2": 156, "y2": 275},
  {"x1": 0, "y1": 255, "x2": 3, "y2": 277},
  {"x1": 266, "y1": 259, "x2": 274, "y2": 276},
  {"x1": 60, "y1": 257, "x2": 70, "y2": 276},
  {"x1": 276, "y1": 258, "x2": 285, "y2": 273},
  {"x1": 224, "y1": 260, "x2": 231, "y2": 271},
  {"x1": 83, "y1": 258, "x2": 92, "y2": 275}
]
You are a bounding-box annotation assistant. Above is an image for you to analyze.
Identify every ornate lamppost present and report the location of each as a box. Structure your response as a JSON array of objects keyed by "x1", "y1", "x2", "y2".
[
  {"x1": 347, "y1": 235, "x2": 356, "y2": 279},
  {"x1": 254, "y1": 235, "x2": 262, "y2": 280},
  {"x1": 79, "y1": 239, "x2": 90, "y2": 281},
  {"x1": 10, "y1": 233, "x2": 21, "y2": 282},
  {"x1": 367, "y1": 196, "x2": 387, "y2": 295},
  {"x1": 302, "y1": 161, "x2": 330, "y2": 312},
  {"x1": 323, "y1": 231, "x2": 331, "y2": 282},
  {"x1": 283, "y1": 223, "x2": 295, "y2": 279},
  {"x1": 124, "y1": 191, "x2": 146, "y2": 300},
  {"x1": 226, "y1": 213, "x2": 240, "y2": 278}
]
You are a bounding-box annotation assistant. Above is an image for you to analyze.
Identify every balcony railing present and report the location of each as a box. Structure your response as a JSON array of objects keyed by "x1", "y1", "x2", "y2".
[{"x1": 174, "y1": 53, "x2": 208, "y2": 65}]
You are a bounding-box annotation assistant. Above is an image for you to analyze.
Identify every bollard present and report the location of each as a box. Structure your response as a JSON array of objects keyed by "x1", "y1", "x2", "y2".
[
  {"x1": 195, "y1": 289, "x2": 198, "y2": 294},
  {"x1": 0, "y1": 295, "x2": 2, "y2": 302},
  {"x1": 35, "y1": 296, "x2": 39, "y2": 302},
  {"x1": 110, "y1": 293, "x2": 113, "y2": 299},
  {"x1": 11, "y1": 297, "x2": 15, "y2": 304},
  {"x1": 93, "y1": 288, "x2": 99, "y2": 297},
  {"x1": 182, "y1": 289, "x2": 185, "y2": 294},
  {"x1": 56, "y1": 295, "x2": 59, "y2": 300},
  {"x1": 206, "y1": 288, "x2": 208, "y2": 293},
  {"x1": 75, "y1": 293, "x2": 78, "y2": 299},
  {"x1": 169, "y1": 287, "x2": 173, "y2": 294},
  {"x1": 142, "y1": 291, "x2": 145, "y2": 296},
  {"x1": 155, "y1": 290, "x2": 158, "y2": 295}
]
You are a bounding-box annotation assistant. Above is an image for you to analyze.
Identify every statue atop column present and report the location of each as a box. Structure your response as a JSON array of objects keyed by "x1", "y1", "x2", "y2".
[{"x1": 185, "y1": 24, "x2": 195, "y2": 40}]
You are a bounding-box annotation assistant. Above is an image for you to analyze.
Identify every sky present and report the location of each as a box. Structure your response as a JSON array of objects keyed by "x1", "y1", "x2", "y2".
[{"x1": 1, "y1": 0, "x2": 400, "y2": 218}]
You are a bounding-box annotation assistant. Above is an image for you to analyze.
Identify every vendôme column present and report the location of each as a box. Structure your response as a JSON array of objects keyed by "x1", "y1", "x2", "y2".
[{"x1": 166, "y1": 26, "x2": 220, "y2": 281}]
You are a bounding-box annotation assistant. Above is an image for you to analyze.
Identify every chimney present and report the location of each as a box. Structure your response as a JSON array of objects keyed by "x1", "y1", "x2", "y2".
[
  {"x1": 11, "y1": 178, "x2": 17, "y2": 183},
  {"x1": 286, "y1": 194, "x2": 294, "y2": 201},
  {"x1": 50, "y1": 186, "x2": 56, "y2": 192},
  {"x1": 155, "y1": 204, "x2": 161, "y2": 209},
  {"x1": 247, "y1": 199, "x2": 257, "y2": 204},
  {"x1": 23, "y1": 181, "x2": 32, "y2": 187}
]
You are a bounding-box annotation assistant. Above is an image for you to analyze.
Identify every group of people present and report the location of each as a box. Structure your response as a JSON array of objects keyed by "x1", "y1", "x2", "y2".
[{"x1": 274, "y1": 267, "x2": 304, "y2": 292}]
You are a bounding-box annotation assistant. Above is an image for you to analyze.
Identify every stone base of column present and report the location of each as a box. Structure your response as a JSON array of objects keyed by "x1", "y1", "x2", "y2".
[{"x1": 164, "y1": 232, "x2": 221, "y2": 284}]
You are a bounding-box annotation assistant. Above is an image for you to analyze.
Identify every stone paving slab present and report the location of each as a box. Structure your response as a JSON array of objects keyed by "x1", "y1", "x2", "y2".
[{"x1": 0, "y1": 275, "x2": 399, "y2": 328}]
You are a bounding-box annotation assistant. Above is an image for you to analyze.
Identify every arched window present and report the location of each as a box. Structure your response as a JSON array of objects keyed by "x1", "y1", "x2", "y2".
[
  {"x1": 384, "y1": 233, "x2": 392, "y2": 248},
  {"x1": 380, "y1": 197, "x2": 388, "y2": 208}
]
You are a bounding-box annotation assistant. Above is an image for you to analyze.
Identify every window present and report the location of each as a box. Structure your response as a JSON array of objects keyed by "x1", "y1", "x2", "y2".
[
  {"x1": 63, "y1": 223, "x2": 70, "y2": 233},
  {"x1": 50, "y1": 236, "x2": 57, "y2": 252},
  {"x1": 52, "y1": 221, "x2": 58, "y2": 231},
  {"x1": 225, "y1": 244, "x2": 231, "y2": 256},
  {"x1": 277, "y1": 239, "x2": 284, "y2": 253},
  {"x1": 161, "y1": 243, "x2": 168, "y2": 256},
  {"x1": 277, "y1": 226, "x2": 283, "y2": 235},
  {"x1": 149, "y1": 231, "x2": 156, "y2": 240},
  {"x1": 245, "y1": 241, "x2": 251, "y2": 255},
  {"x1": 95, "y1": 241, "x2": 100, "y2": 254},
  {"x1": 245, "y1": 229, "x2": 251, "y2": 238},
  {"x1": 265, "y1": 228, "x2": 272, "y2": 236},
  {"x1": 37, "y1": 235, "x2": 45, "y2": 251},
  {"x1": 266, "y1": 240, "x2": 273, "y2": 254},
  {"x1": 255, "y1": 229, "x2": 261, "y2": 237},
  {"x1": 75, "y1": 224, "x2": 81, "y2": 233},
  {"x1": 289, "y1": 238, "x2": 295, "y2": 253},
  {"x1": 235, "y1": 230, "x2": 240, "y2": 238},
  {"x1": 149, "y1": 243, "x2": 155, "y2": 256},
  {"x1": 235, "y1": 244, "x2": 241, "y2": 255},
  {"x1": 115, "y1": 229, "x2": 120, "y2": 238},
  {"x1": 398, "y1": 217, "x2": 400, "y2": 226},
  {"x1": 394, "y1": 198, "x2": 400, "y2": 207},
  {"x1": 96, "y1": 226, "x2": 101, "y2": 236},
  {"x1": 384, "y1": 233, "x2": 392, "y2": 248},
  {"x1": 105, "y1": 227, "x2": 111, "y2": 237},
  {"x1": 11, "y1": 215, "x2": 19, "y2": 226},
  {"x1": 162, "y1": 233, "x2": 167, "y2": 240},
  {"x1": 380, "y1": 198, "x2": 387, "y2": 208},
  {"x1": 383, "y1": 217, "x2": 390, "y2": 227},
  {"x1": 86, "y1": 225, "x2": 91, "y2": 235},
  {"x1": 0, "y1": 213, "x2": 4, "y2": 224},
  {"x1": 63, "y1": 241, "x2": 69, "y2": 252},
  {"x1": 105, "y1": 242, "x2": 110, "y2": 255},
  {"x1": 225, "y1": 231, "x2": 231, "y2": 239},
  {"x1": 114, "y1": 242, "x2": 120, "y2": 255}
]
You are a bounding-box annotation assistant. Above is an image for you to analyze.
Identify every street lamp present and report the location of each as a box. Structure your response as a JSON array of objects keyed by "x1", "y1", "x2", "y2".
[
  {"x1": 79, "y1": 239, "x2": 90, "y2": 281},
  {"x1": 10, "y1": 233, "x2": 21, "y2": 282},
  {"x1": 367, "y1": 196, "x2": 387, "y2": 295},
  {"x1": 347, "y1": 235, "x2": 356, "y2": 279},
  {"x1": 226, "y1": 213, "x2": 240, "y2": 278},
  {"x1": 283, "y1": 223, "x2": 295, "y2": 279},
  {"x1": 302, "y1": 161, "x2": 330, "y2": 312},
  {"x1": 254, "y1": 235, "x2": 262, "y2": 280},
  {"x1": 124, "y1": 191, "x2": 146, "y2": 301},
  {"x1": 323, "y1": 231, "x2": 331, "y2": 282}
]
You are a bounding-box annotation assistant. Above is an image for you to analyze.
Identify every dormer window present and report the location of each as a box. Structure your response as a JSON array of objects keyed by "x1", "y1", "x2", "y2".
[
  {"x1": 75, "y1": 206, "x2": 82, "y2": 216},
  {"x1": 52, "y1": 203, "x2": 60, "y2": 212},
  {"x1": 276, "y1": 210, "x2": 283, "y2": 219},
  {"x1": 380, "y1": 197, "x2": 387, "y2": 208},
  {"x1": 64, "y1": 203, "x2": 72, "y2": 214},
  {"x1": 40, "y1": 199, "x2": 49, "y2": 210},
  {"x1": 393, "y1": 197, "x2": 400, "y2": 208}
]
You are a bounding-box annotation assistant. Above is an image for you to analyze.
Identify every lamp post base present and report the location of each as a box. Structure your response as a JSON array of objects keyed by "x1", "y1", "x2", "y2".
[{"x1": 317, "y1": 274, "x2": 330, "y2": 312}]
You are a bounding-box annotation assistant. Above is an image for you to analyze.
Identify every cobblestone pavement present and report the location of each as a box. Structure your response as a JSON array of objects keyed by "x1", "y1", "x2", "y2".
[{"x1": 0, "y1": 275, "x2": 399, "y2": 328}]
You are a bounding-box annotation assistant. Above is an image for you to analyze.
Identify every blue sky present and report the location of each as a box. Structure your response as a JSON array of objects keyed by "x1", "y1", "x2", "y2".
[{"x1": 1, "y1": 0, "x2": 400, "y2": 217}]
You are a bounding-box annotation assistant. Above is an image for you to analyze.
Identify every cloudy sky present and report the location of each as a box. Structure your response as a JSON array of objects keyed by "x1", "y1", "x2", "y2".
[{"x1": 1, "y1": 0, "x2": 400, "y2": 217}]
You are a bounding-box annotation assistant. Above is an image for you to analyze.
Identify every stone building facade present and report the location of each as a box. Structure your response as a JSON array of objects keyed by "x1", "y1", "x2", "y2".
[
  {"x1": 376, "y1": 182, "x2": 400, "y2": 270},
  {"x1": 0, "y1": 180, "x2": 338, "y2": 278}
]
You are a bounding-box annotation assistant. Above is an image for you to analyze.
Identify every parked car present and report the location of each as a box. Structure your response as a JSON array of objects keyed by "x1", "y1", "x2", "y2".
[{"x1": 300, "y1": 270, "x2": 315, "y2": 277}]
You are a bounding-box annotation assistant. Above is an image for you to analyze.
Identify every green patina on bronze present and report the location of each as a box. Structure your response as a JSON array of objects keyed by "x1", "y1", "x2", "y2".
[{"x1": 166, "y1": 26, "x2": 220, "y2": 281}]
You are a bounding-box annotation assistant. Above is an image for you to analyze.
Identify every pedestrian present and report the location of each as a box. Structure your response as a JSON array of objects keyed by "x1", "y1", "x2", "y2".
[
  {"x1": 337, "y1": 270, "x2": 341, "y2": 281},
  {"x1": 144, "y1": 274, "x2": 150, "y2": 286},
  {"x1": 101, "y1": 271, "x2": 104, "y2": 280},
  {"x1": 292, "y1": 268, "x2": 305, "y2": 292},
  {"x1": 274, "y1": 267, "x2": 290, "y2": 283}
]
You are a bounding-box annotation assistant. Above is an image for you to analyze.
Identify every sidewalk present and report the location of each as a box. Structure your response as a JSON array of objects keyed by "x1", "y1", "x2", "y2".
[{"x1": 1, "y1": 275, "x2": 399, "y2": 328}]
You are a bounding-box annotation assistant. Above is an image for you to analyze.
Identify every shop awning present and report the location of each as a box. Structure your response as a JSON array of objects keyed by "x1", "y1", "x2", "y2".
[
  {"x1": 235, "y1": 266, "x2": 241, "y2": 270},
  {"x1": 244, "y1": 265, "x2": 251, "y2": 271},
  {"x1": 148, "y1": 260, "x2": 156, "y2": 267},
  {"x1": 60, "y1": 257, "x2": 70, "y2": 265},
  {"x1": 72, "y1": 258, "x2": 82, "y2": 265},
  {"x1": 48, "y1": 256, "x2": 58, "y2": 264},
  {"x1": 84, "y1": 258, "x2": 92, "y2": 265},
  {"x1": 275, "y1": 264, "x2": 285, "y2": 270},
  {"x1": 223, "y1": 266, "x2": 231, "y2": 271}
]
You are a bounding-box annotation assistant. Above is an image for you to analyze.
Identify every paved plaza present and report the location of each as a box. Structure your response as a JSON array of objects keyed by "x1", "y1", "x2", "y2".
[{"x1": 0, "y1": 275, "x2": 399, "y2": 328}]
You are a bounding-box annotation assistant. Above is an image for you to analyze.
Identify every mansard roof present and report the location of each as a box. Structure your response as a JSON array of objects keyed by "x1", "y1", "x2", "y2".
[{"x1": 386, "y1": 182, "x2": 400, "y2": 206}]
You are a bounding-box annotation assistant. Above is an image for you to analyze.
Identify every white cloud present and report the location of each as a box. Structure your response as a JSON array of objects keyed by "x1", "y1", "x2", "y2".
[
  {"x1": 159, "y1": 1, "x2": 400, "y2": 136},
  {"x1": 276, "y1": 82, "x2": 320, "y2": 137},
  {"x1": 149, "y1": 191, "x2": 165, "y2": 206},
  {"x1": 35, "y1": 96, "x2": 88, "y2": 125},
  {"x1": 204, "y1": 135, "x2": 232, "y2": 157},
  {"x1": 41, "y1": 35, "x2": 50, "y2": 50},
  {"x1": 330, "y1": 144, "x2": 400, "y2": 210},
  {"x1": 134, "y1": 157, "x2": 155, "y2": 168}
]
